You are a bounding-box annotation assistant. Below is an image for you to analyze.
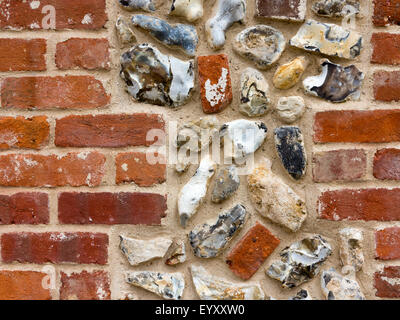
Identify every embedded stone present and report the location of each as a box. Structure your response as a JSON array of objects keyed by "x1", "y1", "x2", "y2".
[
  {"x1": 175, "y1": 159, "x2": 191, "y2": 174},
  {"x1": 178, "y1": 156, "x2": 216, "y2": 227},
  {"x1": 274, "y1": 126, "x2": 307, "y2": 180},
  {"x1": 119, "y1": 0, "x2": 161, "y2": 12},
  {"x1": 256, "y1": 0, "x2": 307, "y2": 21},
  {"x1": 211, "y1": 166, "x2": 240, "y2": 203},
  {"x1": 303, "y1": 60, "x2": 364, "y2": 103},
  {"x1": 198, "y1": 54, "x2": 233, "y2": 114},
  {"x1": 165, "y1": 240, "x2": 187, "y2": 266},
  {"x1": 205, "y1": 0, "x2": 246, "y2": 50},
  {"x1": 190, "y1": 265, "x2": 265, "y2": 300},
  {"x1": 239, "y1": 68, "x2": 270, "y2": 117},
  {"x1": 219, "y1": 120, "x2": 268, "y2": 160},
  {"x1": 119, "y1": 235, "x2": 172, "y2": 266},
  {"x1": 189, "y1": 204, "x2": 247, "y2": 258},
  {"x1": 233, "y1": 25, "x2": 286, "y2": 70},
  {"x1": 289, "y1": 289, "x2": 312, "y2": 300},
  {"x1": 266, "y1": 235, "x2": 332, "y2": 288},
  {"x1": 131, "y1": 15, "x2": 199, "y2": 56},
  {"x1": 273, "y1": 57, "x2": 308, "y2": 90},
  {"x1": 339, "y1": 228, "x2": 364, "y2": 272},
  {"x1": 312, "y1": 0, "x2": 360, "y2": 18},
  {"x1": 116, "y1": 17, "x2": 136, "y2": 45},
  {"x1": 290, "y1": 20, "x2": 363, "y2": 59},
  {"x1": 321, "y1": 268, "x2": 365, "y2": 300},
  {"x1": 120, "y1": 43, "x2": 194, "y2": 107},
  {"x1": 247, "y1": 159, "x2": 307, "y2": 232},
  {"x1": 276, "y1": 96, "x2": 305, "y2": 124},
  {"x1": 126, "y1": 271, "x2": 185, "y2": 300},
  {"x1": 170, "y1": 0, "x2": 204, "y2": 22}
]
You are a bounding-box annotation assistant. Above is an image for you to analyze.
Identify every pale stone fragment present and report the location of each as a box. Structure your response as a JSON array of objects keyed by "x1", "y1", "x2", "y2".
[
  {"x1": 321, "y1": 268, "x2": 365, "y2": 300},
  {"x1": 170, "y1": 0, "x2": 204, "y2": 22},
  {"x1": 116, "y1": 16, "x2": 136, "y2": 44},
  {"x1": 165, "y1": 240, "x2": 187, "y2": 266},
  {"x1": 276, "y1": 96, "x2": 305, "y2": 124},
  {"x1": 119, "y1": 0, "x2": 161, "y2": 12},
  {"x1": 338, "y1": 228, "x2": 364, "y2": 272},
  {"x1": 211, "y1": 166, "x2": 240, "y2": 203},
  {"x1": 273, "y1": 57, "x2": 308, "y2": 90}
]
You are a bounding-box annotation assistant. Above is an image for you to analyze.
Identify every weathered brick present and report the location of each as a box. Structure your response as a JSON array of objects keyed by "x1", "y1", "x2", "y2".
[
  {"x1": 58, "y1": 192, "x2": 167, "y2": 225},
  {"x1": 0, "y1": 271, "x2": 51, "y2": 300},
  {"x1": 1, "y1": 232, "x2": 108, "y2": 265},
  {"x1": 256, "y1": 0, "x2": 305, "y2": 21},
  {"x1": 55, "y1": 114, "x2": 164, "y2": 148},
  {"x1": 376, "y1": 227, "x2": 400, "y2": 260},
  {"x1": 0, "y1": 152, "x2": 106, "y2": 187},
  {"x1": 373, "y1": 0, "x2": 400, "y2": 26},
  {"x1": 56, "y1": 38, "x2": 110, "y2": 70},
  {"x1": 0, "y1": 39, "x2": 46, "y2": 71},
  {"x1": 374, "y1": 71, "x2": 400, "y2": 102},
  {"x1": 312, "y1": 149, "x2": 367, "y2": 183},
  {"x1": 226, "y1": 222, "x2": 280, "y2": 280},
  {"x1": 371, "y1": 33, "x2": 400, "y2": 65},
  {"x1": 375, "y1": 266, "x2": 400, "y2": 298},
  {"x1": 198, "y1": 54, "x2": 232, "y2": 114},
  {"x1": 314, "y1": 110, "x2": 400, "y2": 143},
  {"x1": 374, "y1": 149, "x2": 400, "y2": 180},
  {"x1": 0, "y1": 0, "x2": 107, "y2": 30},
  {"x1": 116, "y1": 152, "x2": 166, "y2": 187},
  {"x1": 1, "y1": 76, "x2": 110, "y2": 110},
  {"x1": 0, "y1": 193, "x2": 48, "y2": 225},
  {"x1": 319, "y1": 189, "x2": 400, "y2": 221},
  {"x1": 0, "y1": 116, "x2": 49, "y2": 150},
  {"x1": 60, "y1": 271, "x2": 111, "y2": 300}
]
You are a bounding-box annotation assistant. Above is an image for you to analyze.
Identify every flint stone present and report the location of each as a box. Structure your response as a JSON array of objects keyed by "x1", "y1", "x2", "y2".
[
  {"x1": 189, "y1": 204, "x2": 247, "y2": 258},
  {"x1": 276, "y1": 96, "x2": 305, "y2": 124},
  {"x1": 178, "y1": 156, "x2": 216, "y2": 227},
  {"x1": 116, "y1": 17, "x2": 136, "y2": 44},
  {"x1": 170, "y1": 0, "x2": 204, "y2": 22},
  {"x1": 206, "y1": 0, "x2": 246, "y2": 50},
  {"x1": 240, "y1": 68, "x2": 270, "y2": 117},
  {"x1": 126, "y1": 271, "x2": 185, "y2": 300},
  {"x1": 290, "y1": 20, "x2": 362, "y2": 59},
  {"x1": 247, "y1": 159, "x2": 307, "y2": 232},
  {"x1": 119, "y1": 235, "x2": 172, "y2": 266},
  {"x1": 312, "y1": 0, "x2": 360, "y2": 18},
  {"x1": 303, "y1": 59, "x2": 364, "y2": 103},
  {"x1": 321, "y1": 268, "x2": 365, "y2": 300},
  {"x1": 191, "y1": 265, "x2": 265, "y2": 300},
  {"x1": 120, "y1": 43, "x2": 194, "y2": 107},
  {"x1": 273, "y1": 56, "x2": 308, "y2": 90},
  {"x1": 165, "y1": 240, "x2": 187, "y2": 266},
  {"x1": 131, "y1": 15, "x2": 199, "y2": 56},
  {"x1": 234, "y1": 25, "x2": 286, "y2": 70},
  {"x1": 339, "y1": 228, "x2": 364, "y2": 272},
  {"x1": 266, "y1": 235, "x2": 332, "y2": 288},
  {"x1": 289, "y1": 289, "x2": 312, "y2": 300},
  {"x1": 119, "y1": 0, "x2": 161, "y2": 12},
  {"x1": 274, "y1": 126, "x2": 307, "y2": 180},
  {"x1": 211, "y1": 166, "x2": 240, "y2": 203}
]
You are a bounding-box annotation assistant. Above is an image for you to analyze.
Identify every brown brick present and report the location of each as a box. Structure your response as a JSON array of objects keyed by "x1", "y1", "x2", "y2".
[
  {"x1": 371, "y1": 33, "x2": 400, "y2": 65},
  {"x1": 0, "y1": 39, "x2": 46, "y2": 71},
  {"x1": 374, "y1": 148, "x2": 400, "y2": 180},
  {"x1": 256, "y1": 0, "x2": 305, "y2": 21},
  {"x1": 374, "y1": 71, "x2": 400, "y2": 102},
  {"x1": 373, "y1": 0, "x2": 400, "y2": 26},
  {"x1": 375, "y1": 266, "x2": 400, "y2": 298},
  {"x1": 376, "y1": 227, "x2": 400, "y2": 260}
]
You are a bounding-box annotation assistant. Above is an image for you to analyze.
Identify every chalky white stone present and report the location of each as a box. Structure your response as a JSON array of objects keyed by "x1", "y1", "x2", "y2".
[
  {"x1": 170, "y1": 0, "x2": 204, "y2": 22},
  {"x1": 178, "y1": 156, "x2": 216, "y2": 227},
  {"x1": 339, "y1": 228, "x2": 364, "y2": 272},
  {"x1": 119, "y1": 235, "x2": 172, "y2": 266},
  {"x1": 115, "y1": 16, "x2": 136, "y2": 44},
  {"x1": 190, "y1": 265, "x2": 265, "y2": 300},
  {"x1": 276, "y1": 96, "x2": 305, "y2": 123},
  {"x1": 119, "y1": 0, "x2": 160, "y2": 12},
  {"x1": 126, "y1": 271, "x2": 185, "y2": 300},
  {"x1": 321, "y1": 268, "x2": 365, "y2": 300},
  {"x1": 205, "y1": 0, "x2": 246, "y2": 50},
  {"x1": 247, "y1": 159, "x2": 307, "y2": 232}
]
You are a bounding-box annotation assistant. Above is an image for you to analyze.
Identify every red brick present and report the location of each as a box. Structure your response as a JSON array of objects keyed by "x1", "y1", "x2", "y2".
[
  {"x1": 58, "y1": 192, "x2": 167, "y2": 225},
  {"x1": 318, "y1": 188, "x2": 400, "y2": 221},
  {"x1": 1, "y1": 232, "x2": 108, "y2": 265},
  {"x1": 0, "y1": 271, "x2": 51, "y2": 300},
  {"x1": 312, "y1": 149, "x2": 366, "y2": 183},
  {"x1": 226, "y1": 222, "x2": 280, "y2": 280},
  {"x1": 374, "y1": 148, "x2": 400, "y2": 180},
  {"x1": 0, "y1": 0, "x2": 107, "y2": 30},
  {"x1": 60, "y1": 271, "x2": 111, "y2": 300},
  {"x1": 374, "y1": 71, "x2": 400, "y2": 102},
  {"x1": 375, "y1": 266, "x2": 400, "y2": 298},
  {"x1": 0, "y1": 116, "x2": 49, "y2": 150},
  {"x1": 198, "y1": 54, "x2": 232, "y2": 114},
  {"x1": 0, "y1": 152, "x2": 106, "y2": 187},
  {"x1": 116, "y1": 152, "x2": 166, "y2": 187},
  {"x1": 0, "y1": 39, "x2": 46, "y2": 71},
  {"x1": 373, "y1": 0, "x2": 400, "y2": 26},
  {"x1": 256, "y1": 0, "x2": 305, "y2": 21},
  {"x1": 314, "y1": 110, "x2": 400, "y2": 143},
  {"x1": 375, "y1": 227, "x2": 400, "y2": 260},
  {"x1": 55, "y1": 114, "x2": 164, "y2": 148},
  {"x1": 1, "y1": 76, "x2": 110, "y2": 110},
  {"x1": 56, "y1": 38, "x2": 110, "y2": 70},
  {"x1": 371, "y1": 33, "x2": 400, "y2": 65},
  {"x1": 0, "y1": 193, "x2": 48, "y2": 225}
]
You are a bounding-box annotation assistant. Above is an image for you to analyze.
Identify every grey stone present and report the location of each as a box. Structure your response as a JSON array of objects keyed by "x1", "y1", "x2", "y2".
[
  {"x1": 170, "y1": 0, "x2": 204, "y2": 22},
  {"x1": 116, "y1": 17, "x2": 136, "y2": 45},
  {"x1": 119, "y1": 0, "x2": 160, "y2": 12},
  {"x1": 211, "y1": 166, "x2": 240, "y2": 203},
  {"x1": 165, "y1": 240, "x2": 187, "y2": 266},
  {"x1": 339, "y1": 228, "x2": 364, "y2": 272},
  {"x1": 321, "y1": 268, "x2": 365, "y2": 300},
  {"x1": 276, "y1": 96, "x2": 305, "y2": 124},
  {"x1": 312, "y1": 0, "x2": 360, "y2": 18},
  {"x1": 289, "y1": 289, "x2": 312, "y2": 300},
  {"x1": 189, "y1": 204, "x2": 247, "y2": 258}
]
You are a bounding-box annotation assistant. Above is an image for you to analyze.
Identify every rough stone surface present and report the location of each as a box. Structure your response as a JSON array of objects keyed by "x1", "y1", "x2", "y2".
[
  {"x1": 116, "y1": 17, "x2": 136, "y2": 44},
  {"x1": 191, "y1": 265, "x2": 265, "y2": 300},
  {"x1": 119, "y1": 0, "x2": 161, "y2": 12},
  {"x1": 321, "y1": 268, "x2": 365, "y2": 300},
  {"x1": 165, "y1": 240, "x2": 187, "y2": 266},
  {"x1": 275, "y1": 96, "x2": 305, "y2": 124},
  {"x1": 247, "y1": 159, "x2": 307, "y2": 232},
  {"x1": 233, "y1": 25, "x2": 286, "y2": 70},
  {"x1": 312, "y1": 0, "x2": 360, "y2": 18},
  {"x1": 211, "y1": 166, "x2": 240, "y2": 203},
  {"x1": 189, "y1": 204, "x2": 247, "y2": 258},
  {"x1": 339, "y1": 228, "x2": 364, "y2": 272},
  {"x1": 170, "y1": 0, "x2": 204, "y2": 22},
  {"x1": 266, "y1": 235, "x2": 332, "y2": 288},
  {"x1": 273, "y1": 57, "x2": 308, "y2": 90},
  {"x1": 289, "y1": 289, "x2": 312, "y2": 300},
  {"x1": 256, "y1": 0, "x2": 307, "y2": 21}
]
